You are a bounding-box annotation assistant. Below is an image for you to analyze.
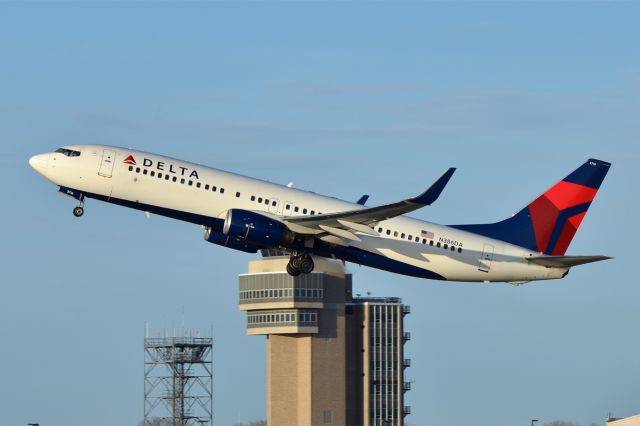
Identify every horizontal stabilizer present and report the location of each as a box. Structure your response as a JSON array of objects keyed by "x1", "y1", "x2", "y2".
[{"x1": 527, "y1": 255, "x2": 612, "y2": 268}]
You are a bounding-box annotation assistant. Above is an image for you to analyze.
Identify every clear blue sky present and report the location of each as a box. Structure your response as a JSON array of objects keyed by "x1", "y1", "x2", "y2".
[{"x1": 1, "y1": 2, "x2": 638, "y2": 425}]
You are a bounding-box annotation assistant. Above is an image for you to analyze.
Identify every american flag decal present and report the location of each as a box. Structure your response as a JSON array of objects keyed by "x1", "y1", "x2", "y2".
[{"x1": 421, "y1": 230, "x2": 434, "y2": 239}]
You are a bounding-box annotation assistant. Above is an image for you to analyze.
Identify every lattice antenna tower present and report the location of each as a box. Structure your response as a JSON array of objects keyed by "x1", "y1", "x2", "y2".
[{"x1": 144, "y1": 327, "x2": 212, "y2": 426}]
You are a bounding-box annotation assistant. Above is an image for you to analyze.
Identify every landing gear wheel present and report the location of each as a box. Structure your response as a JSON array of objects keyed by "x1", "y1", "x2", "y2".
[
  {"x1": 73, "y1": 206, "x2": 84, "y2": 217},
  {"x1": 286, "y1": 262, "x2": 301, "y2": 276},
  {"x1": 298, "y1": 256, "x2": 314, "y2": 274}
]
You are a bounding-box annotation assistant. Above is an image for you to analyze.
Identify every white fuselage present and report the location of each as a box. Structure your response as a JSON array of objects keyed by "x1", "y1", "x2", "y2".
[{"x1": 30, "y1": 145, "x2": 568, "y2": 283}]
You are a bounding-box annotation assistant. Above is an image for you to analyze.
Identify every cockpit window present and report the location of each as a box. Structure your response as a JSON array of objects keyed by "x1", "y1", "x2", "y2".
[{"x1": 55, "y1": 148, "x2": 81, "y2": 157}]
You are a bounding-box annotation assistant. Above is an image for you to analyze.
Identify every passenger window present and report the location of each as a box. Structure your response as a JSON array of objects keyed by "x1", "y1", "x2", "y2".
[
  {"x1": 394, "y1": 231, "x2": 398, "y2": 237},
  {"x1": 429, "y1": 240, "x2": 434, "y2": 246},
  {"x1": 415, "y1": 236, "x2": 419, "y2": 242},
  {"x1": 422, "y1": 238, "x2": 426, "y2": 244},
  {"x1": 165, "y1": 175, "x2": 170, "y2": 180},
  {"x1": 212, "y1": 186, "x2": 217, "y2": 192},
  {"x1": 310, "y1": 210, "x2": 315, "y2": 215},
  {"x1": 458, "y1": 247, "x2": 462, "y2": 253},
  {"x1": 136, "y1": 167, "x2": 140, "y2": 173},
  {"x1": 303, "y1": 208, "x2": 308, "y2": 214},
  {"x1": 220, "y1": 188, "x2": 224, "y2": 194},
  {"x1": 286, "y1": 205, "x2": 291, "y2": 210},
  {"x1": 180, "y1": 178, "x2": 185, "y2": 184},
  {"x1": 272, "y1": 201, "x2": 277, "y2": 207},
  {"x1": 258, "y1": 197, "x2": 262, "y2": 203},
  {"x1": 188, "y1": 181, "x2": 193, "y2": 186},
  {"x1": 265, "y1": 199, "x2": 269, "y2": 205},
  {"x1": 451, "y1": 246, "x2": 455, "y2": 251},
  {"x1": 143, "y1": 169, "x2": 148, "y2": 175},
  {"x1": 408, "y1": 235, "x2": 412, "y2": 240},
  {"x1": 236, "y1": 192, "x2": 241, "y2": 198},
  {"x1": 128, "y1": 166, "x2": 133, "y2": 172},
  {"x1": 386, "y1": 230, "x2": 391, "y2": 235},
  {"x1": 196, "y1": 182, "x2": 201, "y2": 188},
  {"x1": 251, "y1": 195, "x2": 256, "y2": 201},
  {"x1": 172, "y1": 176, "x2": 177, "y2": 182},
  {"x1": 437, "y1": 242, "x2": 441, "y2": 248},
  {"x1": 150, "y1": 171, "x2": 155, "y2": 177},
  {"x1": 205, "y1": 184, "x2": 210, "y2": 190},
  {"x1": 294, "y1": 206, "x2": 299, "y2": 212},
  {"x1": 158, "y1": 173, "x2": 163, "y2": 179},
  {"x1": 401, "y1": 233, "x2": 405, "y2": 239}
]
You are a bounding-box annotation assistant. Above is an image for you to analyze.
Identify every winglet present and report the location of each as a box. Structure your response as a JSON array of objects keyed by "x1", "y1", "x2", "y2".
[
  {"x1": 356, "y1": 195, "x2": 370, "y2": 205},
  {"x1": 410, "y1": 168, "x2": 456, "y2": 205}
]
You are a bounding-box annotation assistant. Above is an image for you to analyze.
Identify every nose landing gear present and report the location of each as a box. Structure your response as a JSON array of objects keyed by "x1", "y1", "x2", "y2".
[
  {"x1": 287, "y1": 253, "x2": 315, "y2": 276},
  {"x1": 73, "y1": 196, "x2": 85, "y2": 217}
]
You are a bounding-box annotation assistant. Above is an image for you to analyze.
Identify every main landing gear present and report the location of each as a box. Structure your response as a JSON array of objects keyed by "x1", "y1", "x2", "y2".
[{"x1": 287, "y1": 253, "x2": 315, "y2": 276}]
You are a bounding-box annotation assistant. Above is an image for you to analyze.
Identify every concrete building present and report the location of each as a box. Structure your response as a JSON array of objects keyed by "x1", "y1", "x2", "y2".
[{"x1": 239, "y1": 251, "x2": 410, "y2": 426}]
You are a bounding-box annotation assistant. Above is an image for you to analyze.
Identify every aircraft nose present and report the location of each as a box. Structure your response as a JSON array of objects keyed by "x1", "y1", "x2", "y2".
[{"x1": 29, "y1": 153, "x2": 50, "y2": 175}]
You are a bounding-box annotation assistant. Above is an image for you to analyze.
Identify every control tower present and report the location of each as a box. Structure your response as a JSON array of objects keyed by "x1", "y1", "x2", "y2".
[{"x1": 239, "y1": 250, "x2": 410, "y2": 426}]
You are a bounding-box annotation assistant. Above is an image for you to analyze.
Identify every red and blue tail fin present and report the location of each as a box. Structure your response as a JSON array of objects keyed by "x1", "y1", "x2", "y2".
[{"x1": 451, "y1": 159, "x2": 611, "y2": 255}]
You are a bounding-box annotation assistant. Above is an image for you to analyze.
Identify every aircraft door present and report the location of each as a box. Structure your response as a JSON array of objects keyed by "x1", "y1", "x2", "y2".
[
  {"x1": 478, "y1": 243, "x2": 494, "y2": 272},
  {"x1": 281, "y1": 201, "x2": 293, "y2": 216},
  {"x1": 269, "y1": 198, "x2": 279, "y2": 214},
  {"x1": 98, "y1": 149, "x2": 116, "y2": 178}
]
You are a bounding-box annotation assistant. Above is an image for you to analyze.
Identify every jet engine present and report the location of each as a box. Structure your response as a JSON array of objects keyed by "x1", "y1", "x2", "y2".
[
  {"x1": 204, "y1": 226, "x2": 261, "y2": 253},
  {"x1": 222, "y1": 209, "x2": 295, "y2": 248}
]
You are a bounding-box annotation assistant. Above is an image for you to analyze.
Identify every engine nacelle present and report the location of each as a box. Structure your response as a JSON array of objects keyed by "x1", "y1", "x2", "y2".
[
  {"x1": 204, "y1": 227, "x2": 261, "y2": 253},
  {"x1": 222, "y1": 209, "x2": 294, "y2": 247}
]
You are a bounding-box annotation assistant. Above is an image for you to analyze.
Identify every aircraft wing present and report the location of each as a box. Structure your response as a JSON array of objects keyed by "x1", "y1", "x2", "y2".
[{"x1": 282, "y1": 168, "x2": 455, "y2": 236}]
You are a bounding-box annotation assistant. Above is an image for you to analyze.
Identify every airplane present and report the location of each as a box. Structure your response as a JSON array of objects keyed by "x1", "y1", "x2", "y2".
[{"x1": 29, "y1": 145, "x2": 611, "y2": 284}]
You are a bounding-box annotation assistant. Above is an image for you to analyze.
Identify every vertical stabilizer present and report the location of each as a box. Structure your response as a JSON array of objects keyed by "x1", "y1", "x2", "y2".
[{"x1": 451, "y1": 159, "x2": 611, "y2": 255}]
